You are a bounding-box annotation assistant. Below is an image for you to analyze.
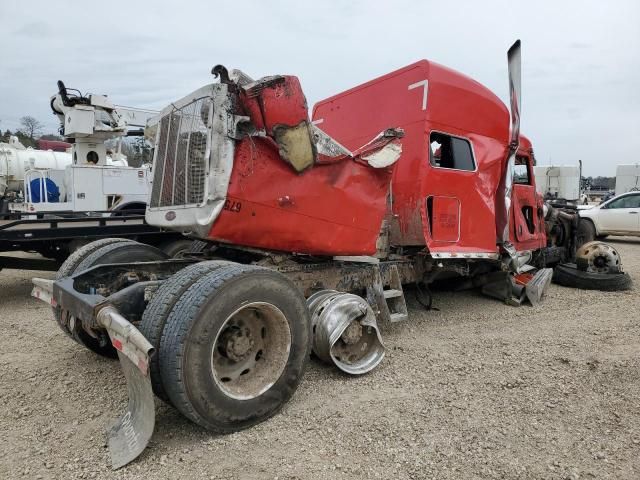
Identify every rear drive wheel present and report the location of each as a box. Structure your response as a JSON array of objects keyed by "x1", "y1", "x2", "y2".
[
  {"x1": 139, "y1": 260, "x2": 232, "y2": 403},
  {"x1": 55, "y1": 239, "x2": 168, "y2": 357},
  {"x1": 553, "y1": 263, "x2": 632, "y2": 291},
  {"x1": 159, "y1": 264, "x2": 311, "y2": 432},
  {"x1": 54, "y1": 238, "x2": 136, "y2": 339},
  {"x1": 158, "y1": 238, "x2": 195, "y2": 258}
]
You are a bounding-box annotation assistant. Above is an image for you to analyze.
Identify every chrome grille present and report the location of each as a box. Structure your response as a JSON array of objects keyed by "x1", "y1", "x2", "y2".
[{"x1": 150, "y1": 97, "x2": 210, "y2": 208}]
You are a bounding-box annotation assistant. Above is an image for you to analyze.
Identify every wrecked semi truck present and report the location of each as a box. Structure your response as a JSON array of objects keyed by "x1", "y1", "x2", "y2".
[{"x1": 32, "y1": 41, "x2": 628, "y2": 468}]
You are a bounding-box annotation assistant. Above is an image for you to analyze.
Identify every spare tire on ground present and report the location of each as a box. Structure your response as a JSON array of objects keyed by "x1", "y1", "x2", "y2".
[{"x1": 552, "y1": 263, "x2": 632, "y2": 292}]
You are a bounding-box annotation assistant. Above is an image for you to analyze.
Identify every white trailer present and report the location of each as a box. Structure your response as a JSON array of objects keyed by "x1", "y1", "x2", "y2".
[
  {"x1": 533, "y1": 165, "x2": 580, "y2": 201},
  {"x1": 614, "y1": 164, "x2": 640, "y2": 195}
]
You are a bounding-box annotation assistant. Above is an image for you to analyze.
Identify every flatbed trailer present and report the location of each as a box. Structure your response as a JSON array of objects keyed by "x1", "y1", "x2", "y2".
[{"x1": 0, "y1": 210, "x2": 181, "y2": 271}]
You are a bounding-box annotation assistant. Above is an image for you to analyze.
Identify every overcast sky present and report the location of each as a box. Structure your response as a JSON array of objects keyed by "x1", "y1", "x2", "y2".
[{"x1": 1, "y1": 0, "x2": 638, "y2": 176}]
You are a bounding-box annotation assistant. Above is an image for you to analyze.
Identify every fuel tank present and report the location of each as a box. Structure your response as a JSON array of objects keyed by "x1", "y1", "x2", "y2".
[{"x1": 0, "y1": 138, "x2": 72, "y2": 196}]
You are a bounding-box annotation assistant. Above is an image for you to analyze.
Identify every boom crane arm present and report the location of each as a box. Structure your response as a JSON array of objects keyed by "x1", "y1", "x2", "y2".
[{"x1": 50, "y1": 81, "x2": 158, "y2": 165}]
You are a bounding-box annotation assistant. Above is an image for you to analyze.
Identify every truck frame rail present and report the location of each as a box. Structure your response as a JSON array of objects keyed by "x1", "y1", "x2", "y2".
[{"x1": 0, "y1": 210, "x2": 178, "y2": 271}]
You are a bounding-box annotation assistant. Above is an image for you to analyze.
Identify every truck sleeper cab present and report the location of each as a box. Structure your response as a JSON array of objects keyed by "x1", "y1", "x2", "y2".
[
  {"x1": 314, "y1": 60, "x2": 545, "y2": 256},
  {"x1": 147, "y1": 60, "x2": 545, "y2": 259}
]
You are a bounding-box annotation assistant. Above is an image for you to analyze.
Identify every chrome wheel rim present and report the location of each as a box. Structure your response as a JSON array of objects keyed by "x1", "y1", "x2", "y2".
[{"x1": 211, "y1": 302, "x2": 291, "y2": 400}]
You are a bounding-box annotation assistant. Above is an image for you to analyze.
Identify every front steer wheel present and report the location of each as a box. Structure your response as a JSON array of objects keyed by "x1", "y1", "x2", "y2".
[
  {"x1": 159, "y1": 263, "x2": 311, "y2": 432},
  {"x1": 552, "y1": 263, "x2": 632, "y2": 291}
]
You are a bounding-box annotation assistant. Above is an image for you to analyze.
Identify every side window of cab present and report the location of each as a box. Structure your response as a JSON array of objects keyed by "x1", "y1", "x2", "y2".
[
  {"x1": 429, "y1": 132, "x2": 475, "y2": 171},
  {"x1": 513, "y1": 155, "x2": 531, "y2": 185}
]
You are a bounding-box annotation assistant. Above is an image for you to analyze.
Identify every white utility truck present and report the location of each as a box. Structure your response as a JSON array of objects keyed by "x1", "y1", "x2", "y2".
[{"x1": 0, "y1": 82, "x2": 190, "y2": 271}]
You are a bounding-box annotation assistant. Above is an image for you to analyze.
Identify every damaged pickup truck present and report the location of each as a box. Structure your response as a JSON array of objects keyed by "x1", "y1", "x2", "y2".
[{"x1": 32, "y1": 40, "x2": 630, "y2": 468}]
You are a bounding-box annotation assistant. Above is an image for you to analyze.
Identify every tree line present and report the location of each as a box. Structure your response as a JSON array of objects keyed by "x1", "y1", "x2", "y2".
[
  {"x1": 582, "y1": 176, "x2": 616, "y2": 191},
  {"x1": 1, "y1": 116, "x2": 152, "y2": 167},
  {"x1": 0, "y1": 115, "x2": 60, "y2": 148}
]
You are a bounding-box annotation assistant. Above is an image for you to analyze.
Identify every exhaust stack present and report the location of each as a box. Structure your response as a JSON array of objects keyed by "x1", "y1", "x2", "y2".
[{"x1": 498, "y1": 39, "x2": 522, "y2": 244}]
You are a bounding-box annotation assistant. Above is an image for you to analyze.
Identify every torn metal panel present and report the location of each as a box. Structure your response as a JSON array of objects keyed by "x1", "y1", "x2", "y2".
[
  {"x1": 313, "y1": 125, "x2": 405, "y2": 167},
  {"x1": 497, "y1": 40, "x2": 522, "y2": 244},
  {"x1": 361, "y1": 141, "x2": 402, "y2": 168},
  {"x1": 352, "y1": 128, "x2": 405, "y2": 157},
  {"x1": 312, "y1": 124, "x2": 351, "y2": 163}
]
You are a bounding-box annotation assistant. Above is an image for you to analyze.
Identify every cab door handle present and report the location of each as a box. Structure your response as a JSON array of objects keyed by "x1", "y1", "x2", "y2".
[{"x1": 629, "y1": 211, "x2": 638, "y2": 214}]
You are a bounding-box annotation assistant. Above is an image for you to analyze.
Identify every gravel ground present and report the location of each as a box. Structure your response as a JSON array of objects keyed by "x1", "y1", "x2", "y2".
[{"x1": 1, "y1": 240, "x2": 639, "y2": 480}]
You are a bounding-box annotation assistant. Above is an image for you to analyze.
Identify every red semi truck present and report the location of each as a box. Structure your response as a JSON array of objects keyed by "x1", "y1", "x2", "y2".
[{"x1": 32, "y1": 41, "x2": 628, "y2": 468}]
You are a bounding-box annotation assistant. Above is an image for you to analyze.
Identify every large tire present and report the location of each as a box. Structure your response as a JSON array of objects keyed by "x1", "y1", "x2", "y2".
[
  {"x1": 577, "y1": 219, "x2": 596, "y2": 246},
  {"x1": 74, "y1": 241, "x2": 166, "y2": 273},
  {"x1": 54, "y1": 238, "x2": 136, "y2": 339},
  {"x1": 56, "y1": 240, "x2": 168, "y2": 358},
  {"x1": 139, "y1": 260, "x2": 232, "y2": 403},
  {"x1": 553, "y1": 263, "x2": 632, "y2": 291},
  {"x1": 158, "y1": 238, "x2": 195, "y2": 258},
  {"x1": 159, "y1": 264, "x2": 311, "y2": 432}
]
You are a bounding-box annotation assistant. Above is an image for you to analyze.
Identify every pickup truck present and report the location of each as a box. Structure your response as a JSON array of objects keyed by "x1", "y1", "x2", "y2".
[{"x1": 578, "y1": 191, "x2": 640, "y2": 242}]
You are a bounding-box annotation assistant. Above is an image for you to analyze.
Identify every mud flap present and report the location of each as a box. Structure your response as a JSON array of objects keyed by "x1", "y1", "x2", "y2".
[{"x1": 97, "y1": 307, "x2": 155, "y2": 469}]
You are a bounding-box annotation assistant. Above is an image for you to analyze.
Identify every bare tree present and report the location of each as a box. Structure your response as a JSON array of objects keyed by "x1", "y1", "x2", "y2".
[{"x1": 19, "y1": 116, "x2": 44, "y2": 139}]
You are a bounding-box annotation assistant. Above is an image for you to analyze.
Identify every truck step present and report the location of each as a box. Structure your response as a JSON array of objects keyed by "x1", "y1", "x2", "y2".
[
  {"x1": 383, "y1": 265, "x2": 408, "y2": 322},
  {"x1": 389, "y1": 312, "x2": 409, "y2": 323},
  {"x1": 383, "y1": 289, "x2": 403, "y2": 299},
  {"x1": 365, "y1": 265, "x2": 409, "y2": 323}
]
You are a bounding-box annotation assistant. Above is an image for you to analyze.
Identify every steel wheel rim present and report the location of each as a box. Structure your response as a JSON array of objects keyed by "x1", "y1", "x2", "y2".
[
  {"x1": 577, "y1": 241, "x2": 621, "y2": 273},
  {"x1": 211, "y1": 302, "x2": 291, "y2": 400}
]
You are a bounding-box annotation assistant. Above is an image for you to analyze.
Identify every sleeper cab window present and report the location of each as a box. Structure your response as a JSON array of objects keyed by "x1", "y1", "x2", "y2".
[{"x1": 429, "y1": 132, "x2": 475, "y2": 171}]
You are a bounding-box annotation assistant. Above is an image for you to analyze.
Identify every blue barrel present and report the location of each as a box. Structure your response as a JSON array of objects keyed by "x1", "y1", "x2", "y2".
[{"x1": 28, "y1": 178, "x2": 60, "y2": 203}]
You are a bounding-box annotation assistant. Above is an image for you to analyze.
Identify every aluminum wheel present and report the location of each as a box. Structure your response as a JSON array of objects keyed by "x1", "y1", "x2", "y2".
[{"x1": 211, "y1": 302, "x2": 291, "y2": 400}]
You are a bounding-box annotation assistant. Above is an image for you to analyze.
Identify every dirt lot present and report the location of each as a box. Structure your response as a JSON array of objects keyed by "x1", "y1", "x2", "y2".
[{"x1": 1, "y1": 241, "x2": 639, "y2": 480}]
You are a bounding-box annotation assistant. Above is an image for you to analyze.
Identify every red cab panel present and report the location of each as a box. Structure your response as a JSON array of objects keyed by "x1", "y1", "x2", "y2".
[
  {"x1": 427, "y1": 196, "x2": 460, "y2": 242},
  {"x1": 208, "y1": 137, "x2": 393, "y2": 256},
  {"x1": 509, "y1": 135, "x2": 547, "y2": 251}
]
